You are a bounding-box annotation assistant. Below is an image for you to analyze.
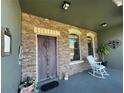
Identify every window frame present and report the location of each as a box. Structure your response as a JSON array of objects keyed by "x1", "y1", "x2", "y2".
[
  {"x1": 69, "y1": 33, "x2": 82, "y2": 63},
  {"x1": 87, "y1": 33, "x2": 96, "y2": 58},
  {"x1": 87, "y1": 36, "x2": 94, "y2": 56}
]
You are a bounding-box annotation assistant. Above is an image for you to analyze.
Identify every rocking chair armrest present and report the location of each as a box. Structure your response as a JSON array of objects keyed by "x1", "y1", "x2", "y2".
[{"x1": 96, "y1": 61, "x2": 102, "y2": 65}]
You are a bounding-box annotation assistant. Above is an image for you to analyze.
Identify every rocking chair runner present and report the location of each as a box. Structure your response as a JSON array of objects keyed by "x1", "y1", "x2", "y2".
[{"x1": 87, "y1": 56, "x2": 109, "y2": 79}]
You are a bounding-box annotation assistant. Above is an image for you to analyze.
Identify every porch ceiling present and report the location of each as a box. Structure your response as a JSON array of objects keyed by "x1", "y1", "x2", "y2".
[{"x1": 19, "y1": 0, "x2": 122, "y2": 31}]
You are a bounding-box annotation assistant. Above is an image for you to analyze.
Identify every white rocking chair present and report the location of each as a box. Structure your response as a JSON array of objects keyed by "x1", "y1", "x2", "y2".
[{"x1": 87, "y1": 55, "x2": 109, "y2": 79}]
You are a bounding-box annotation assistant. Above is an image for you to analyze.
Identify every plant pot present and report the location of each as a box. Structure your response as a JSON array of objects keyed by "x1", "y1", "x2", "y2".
[{"x1": 101, "y1": 61, "x2": 108, "y2": 66}]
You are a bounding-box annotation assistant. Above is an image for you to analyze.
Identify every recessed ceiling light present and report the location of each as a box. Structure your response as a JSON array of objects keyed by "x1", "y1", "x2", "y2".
[
  {"x1": 62, "y1": 1, "x2": 71, "y2": 10},
  {"x1": 101, "y1": 23, "x2": 108, "y2": 27}
]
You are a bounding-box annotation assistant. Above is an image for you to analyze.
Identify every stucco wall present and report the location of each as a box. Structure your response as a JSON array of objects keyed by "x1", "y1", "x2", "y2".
[
  {"x1": 1, "y1": 0, "x2": 21, "y2": 93},
  {"x1": 98, "y1": 24, "x2": 123, "y2": 70},
  {"x1": 21, "y1": 12, "x2": 98, "y2": 80}
]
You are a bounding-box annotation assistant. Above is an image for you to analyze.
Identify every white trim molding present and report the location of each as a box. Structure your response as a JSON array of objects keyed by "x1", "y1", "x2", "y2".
[
  {"x1": 69, "y1": 60, "x2": 84, "y2": 65},
  {"x1": 68, "y1": 28, "x2": 81, "y2": 36},
  {"x1": 68, "y1": 29, "x2": 82, "y2": 64},
  {"x1": 34, "y1": 27, "x2": 60, "y2": 37},
  {"x1": 87, "y1": 33, "x2": 96, "y2": 58}
]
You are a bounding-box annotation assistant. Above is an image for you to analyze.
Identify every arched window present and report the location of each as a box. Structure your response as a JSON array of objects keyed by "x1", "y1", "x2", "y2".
[
  {"x1": 69, "y1": 33, "x2": 81, "y2": 61},
  {"x1": 87, "y1": 36, "x2": 94, "y2": 56},
  {"x1": 87, "y1": 33, "x2": 95, "y2": 57}
]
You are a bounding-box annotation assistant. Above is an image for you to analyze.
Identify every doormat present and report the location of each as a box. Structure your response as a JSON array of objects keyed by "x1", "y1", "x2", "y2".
[{"x1": 41, "y1": 81, "x2": 59, "y2": 92}]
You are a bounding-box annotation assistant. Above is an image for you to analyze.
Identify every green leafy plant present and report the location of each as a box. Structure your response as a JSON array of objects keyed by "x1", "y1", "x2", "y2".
[
  {"x1": 97, "y1": 44, "x2": 110, "y2": 62},
  {"x1": 18, "y1": 77, "x2": 39, "y2": 93},
  {"x1": 18, "y1": 77, "x2": 34, "y2": 92}
]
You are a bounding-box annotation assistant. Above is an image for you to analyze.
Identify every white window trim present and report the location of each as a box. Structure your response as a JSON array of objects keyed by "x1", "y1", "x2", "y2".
[
  {"x1": 69, "y1": 29, "x2": 82, "y2": 64},
  {"x1": 87, "y1": 33, "x2": 96, "y2": 58},
  {"x1": 69, "y1": 60, "x2": 84, "y2": 65}
]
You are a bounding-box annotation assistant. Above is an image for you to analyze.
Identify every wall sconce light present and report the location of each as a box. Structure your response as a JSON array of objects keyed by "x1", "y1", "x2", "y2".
[{"x1": 62, "y1": 1, "x2": 71, "y2": 10}]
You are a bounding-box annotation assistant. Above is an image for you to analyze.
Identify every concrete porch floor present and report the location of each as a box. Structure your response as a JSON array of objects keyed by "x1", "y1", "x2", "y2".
[{"x1": 40, "y1": 69, "x2": 122, "y2": 93}]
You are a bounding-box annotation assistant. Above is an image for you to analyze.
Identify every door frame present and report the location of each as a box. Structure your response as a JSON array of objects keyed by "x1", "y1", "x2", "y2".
[{"x1": 36, "y1": 34, "x2": 59, "y2": 83}]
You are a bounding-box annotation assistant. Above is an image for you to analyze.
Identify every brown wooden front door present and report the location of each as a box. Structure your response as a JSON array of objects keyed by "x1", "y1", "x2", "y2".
[{"x1": 37, "y1": 35, "x2": 57, "y2": 81}]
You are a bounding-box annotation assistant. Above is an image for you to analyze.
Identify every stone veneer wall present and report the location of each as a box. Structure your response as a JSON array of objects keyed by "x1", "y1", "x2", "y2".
[{"x1": 21, "y1": 12, "x2": 98, "y2": 81}]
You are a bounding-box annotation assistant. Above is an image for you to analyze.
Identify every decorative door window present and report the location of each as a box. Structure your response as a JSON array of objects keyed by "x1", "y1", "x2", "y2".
[{"x1": 1, "y1": 27, "x2": 12, "y2": 56}]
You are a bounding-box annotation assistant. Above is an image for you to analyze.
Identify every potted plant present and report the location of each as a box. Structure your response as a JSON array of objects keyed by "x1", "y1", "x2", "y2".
[
  {"x1": 18, "y1": 77, "x2": 39, "y2": 93},
  {"x1": 97, "y1": 43, "x2": 110, "y2": 66}
]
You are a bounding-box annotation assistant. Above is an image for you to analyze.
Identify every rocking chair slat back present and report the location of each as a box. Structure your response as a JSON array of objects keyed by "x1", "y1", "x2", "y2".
[{"x1": 87, "y1": 55, "x2": 96, "y2": 66}]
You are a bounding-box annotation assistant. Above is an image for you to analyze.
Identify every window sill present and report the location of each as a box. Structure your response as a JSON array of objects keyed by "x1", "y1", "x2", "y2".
[{"x1": 69, "y1": 60, "x2": 84, "y2": 65}]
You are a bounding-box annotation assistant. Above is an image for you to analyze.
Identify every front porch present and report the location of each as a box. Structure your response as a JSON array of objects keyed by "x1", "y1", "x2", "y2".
[
  {"x1": 1, "y1": 0, "x2": 123, "y2": 93},
  {"x1": 40, "y1": 69, "x2": 122, "y2": 93},
  {"x1": 21, "y1": 13, "x2": 97, "y2": 82}
]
